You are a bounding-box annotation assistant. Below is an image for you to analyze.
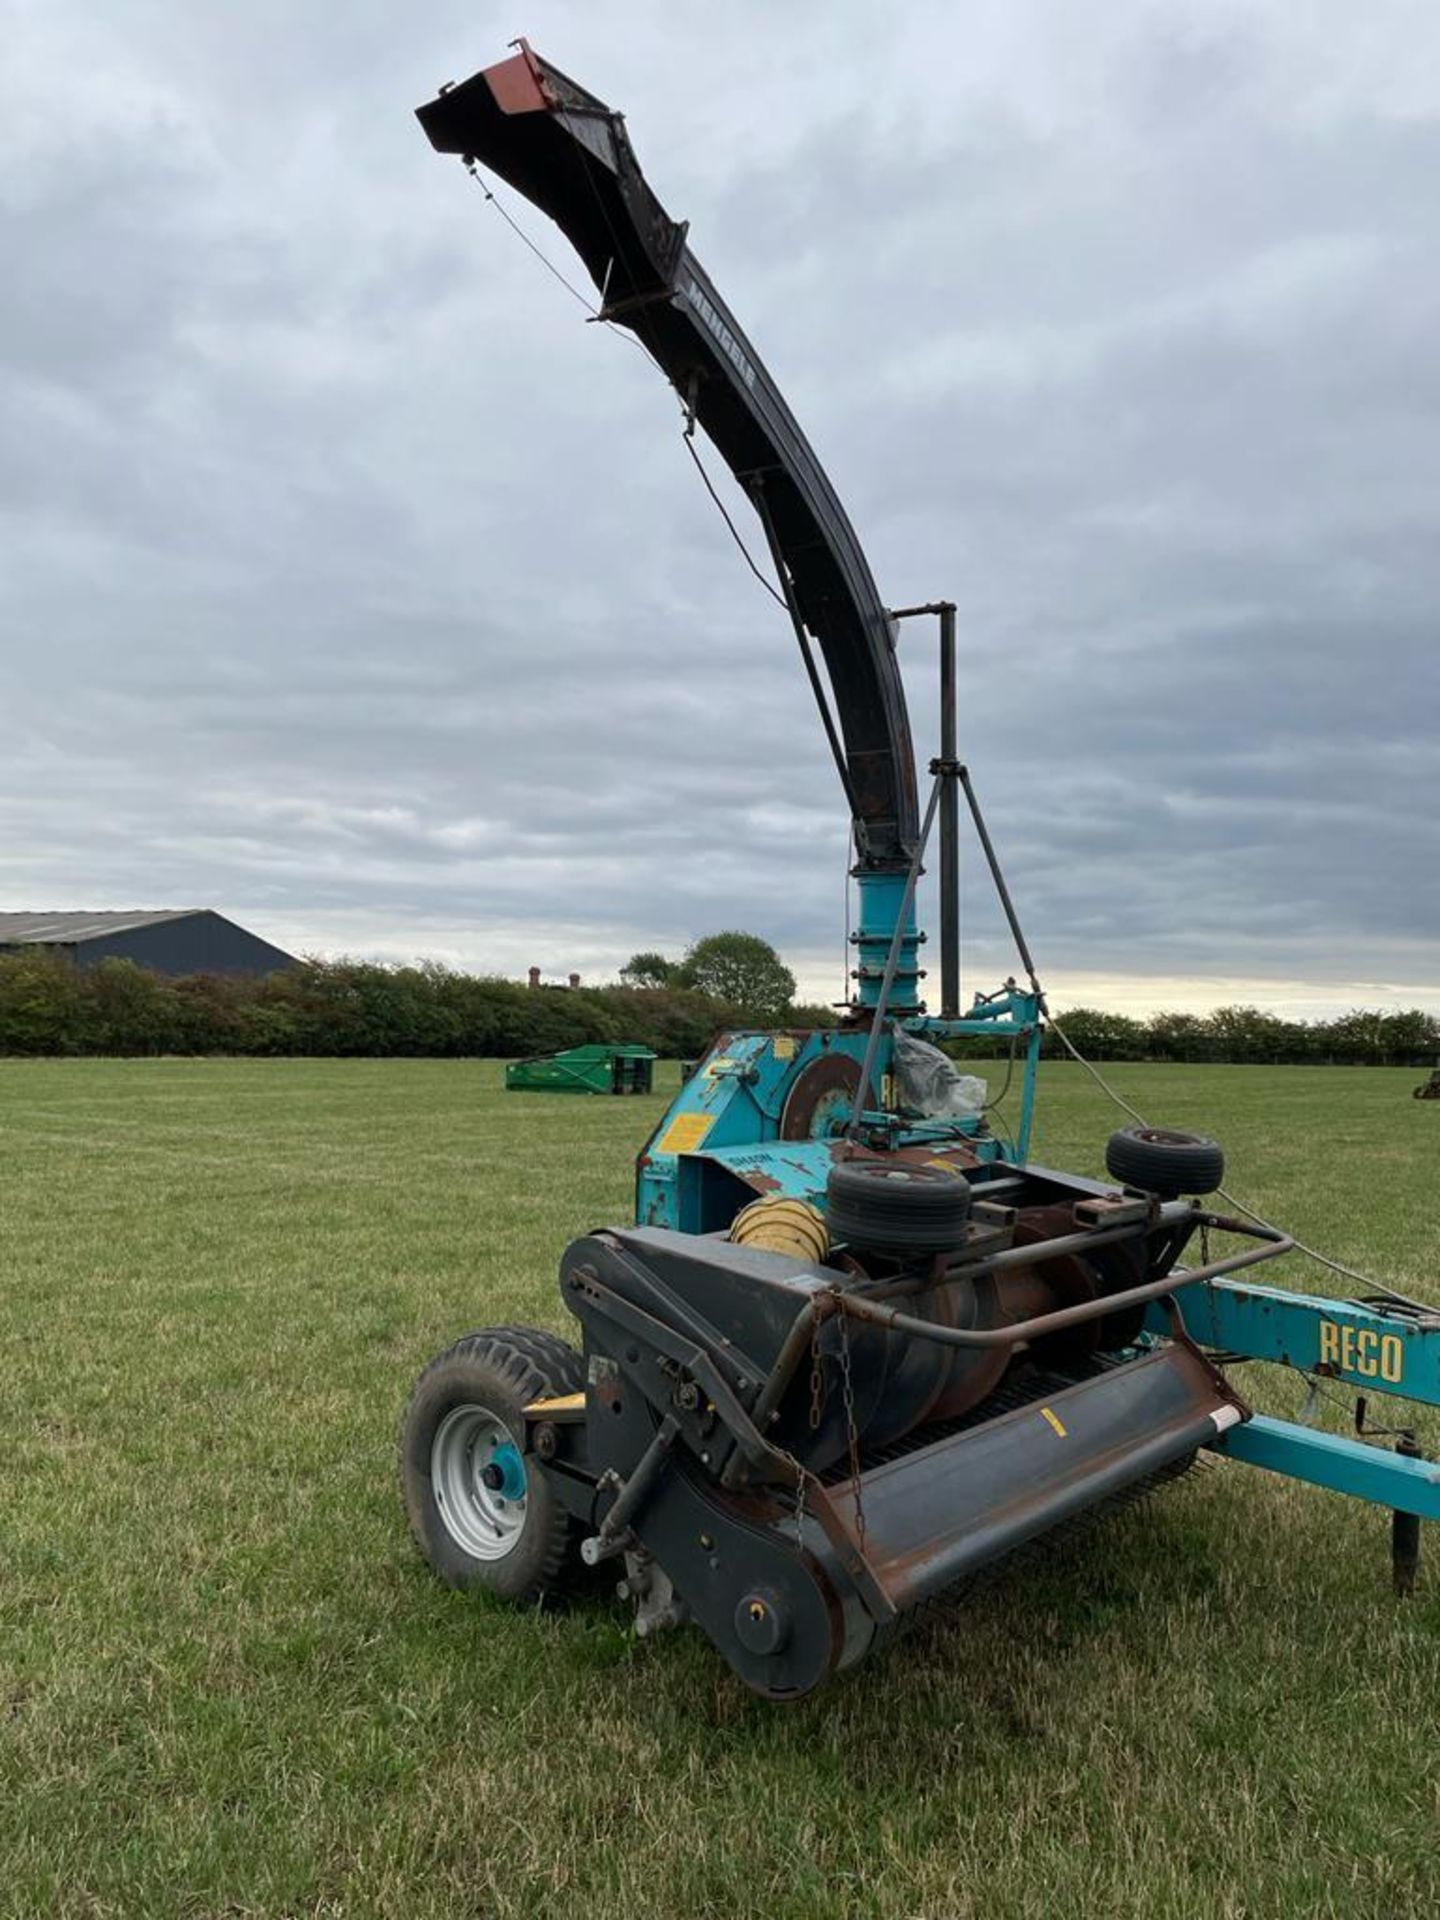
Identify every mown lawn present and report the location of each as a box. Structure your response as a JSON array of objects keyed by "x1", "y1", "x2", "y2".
[{"x1": 1, "y1": 1057, "x2": 1437, "y2": 1920}]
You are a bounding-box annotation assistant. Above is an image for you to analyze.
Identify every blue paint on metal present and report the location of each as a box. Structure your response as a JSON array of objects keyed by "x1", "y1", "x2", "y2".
[
  {"x1": 1157, "y1": 1279, "x2": 1440, "y2": 1409},
  {"x1": 491, "y1": 1440, "x2": 527, "y2": 1501},
  {"x1": 852, "y1": 872, "x2": 921, "y2": 1012},
  {"x1": 633, "y1": 1005, "x2": 1030, "y2": 1232},
  {"x1": 695, "y1": 1139, "x2": 845, "y2": 1211},
  {"x1": 636, "y1": 1030, "x2": 882, "y2": 1230},
  {"x1": 1017, "y1": 1022, "x2": 1041, "y2": 1162},
  {"x1": 1137, "y1": 1275, "x2": 1440, "y2": 1514},
  {"x1": 1210, "y1": 1414, "x2": 1440, "y2": 1518}
]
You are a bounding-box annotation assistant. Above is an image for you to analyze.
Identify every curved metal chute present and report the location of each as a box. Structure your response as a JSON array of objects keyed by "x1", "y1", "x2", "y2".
[{"x1": 417, "y1": 44, "x2": 919, "y2": 874}]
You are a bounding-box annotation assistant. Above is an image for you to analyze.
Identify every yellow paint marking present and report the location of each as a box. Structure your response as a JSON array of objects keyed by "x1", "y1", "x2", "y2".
[
  {"x1": 657, "y1": 1111, "x2": 715, "y2": 1154},
  {"x1": 772, "y1": 1036, "x2": 797, "y2": 1061},
  {"x1": 1039, "y1": 1406, "x2": 1067, "y2": 1438},
  {"x1": 523, "y1": 1392, "x2": 585, "y2": 1416}
]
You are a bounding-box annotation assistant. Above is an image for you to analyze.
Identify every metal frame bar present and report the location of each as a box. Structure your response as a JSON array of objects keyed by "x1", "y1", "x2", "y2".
[
  {"x1": 1213, "y1": 1414, "x2": 1440, "y2": 1519},
  {"x1": 1158, "y1": 1277, "x2": 1440, "y2": 1407},
  {"x1": 907, "y1": 985, "x2": 1044, "y2": 1160},
  {"x1": 1138, "y1": 1273, "x2": 1440, "y2": 1521},
  {"x1": 831, "y1": 1226, "x2": 1292, "y2": 1352}
]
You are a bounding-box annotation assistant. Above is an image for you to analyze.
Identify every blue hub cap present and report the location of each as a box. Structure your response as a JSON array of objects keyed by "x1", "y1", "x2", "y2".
[{"x1": 489, "y1": 1439, "x2": 527, "y2": 1502}]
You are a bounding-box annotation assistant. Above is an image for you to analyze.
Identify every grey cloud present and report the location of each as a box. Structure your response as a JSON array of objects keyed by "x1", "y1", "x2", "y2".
[{"x1": 2, "y1": 1, "x2": 1437, "y2": 1010}]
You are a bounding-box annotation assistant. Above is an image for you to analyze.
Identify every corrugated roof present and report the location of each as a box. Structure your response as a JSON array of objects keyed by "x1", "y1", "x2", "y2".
[{"x1": 0, "y1": 910, "x2": 202, "y2": 945}]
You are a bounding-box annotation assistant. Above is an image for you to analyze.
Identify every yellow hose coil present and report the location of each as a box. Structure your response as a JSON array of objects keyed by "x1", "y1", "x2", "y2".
[{"x1": 727, "y1": 1195, "x2": 830, "y2": 1265}]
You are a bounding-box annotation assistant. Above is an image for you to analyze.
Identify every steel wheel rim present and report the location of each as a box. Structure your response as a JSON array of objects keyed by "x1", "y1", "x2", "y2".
[{"x1": 431, "y1": 1404, "x2": 528, "y2": 1561}]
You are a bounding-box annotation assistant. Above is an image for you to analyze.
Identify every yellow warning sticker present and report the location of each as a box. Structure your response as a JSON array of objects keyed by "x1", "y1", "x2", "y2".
[
  {"x1": 772, "y1": 1036, "x2": 797, "y2": 1061},
  {"x1": 1039, "y1": 1406, "x2": 1067, "y2": 1438},
  {"x1": 657, "y1": 1112, "x2": 715, "y2": 1155}
]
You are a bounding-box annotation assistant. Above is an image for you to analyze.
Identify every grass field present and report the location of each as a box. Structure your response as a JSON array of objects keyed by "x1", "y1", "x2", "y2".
[{"x1": 2, "y1": 1057, "x2": 1438, "y2": 1920}]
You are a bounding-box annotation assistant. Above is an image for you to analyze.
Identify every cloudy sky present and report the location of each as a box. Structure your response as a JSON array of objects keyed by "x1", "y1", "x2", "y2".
[{"x1": 4, "y1": 0, "x2": 1438, "y2": 1016}]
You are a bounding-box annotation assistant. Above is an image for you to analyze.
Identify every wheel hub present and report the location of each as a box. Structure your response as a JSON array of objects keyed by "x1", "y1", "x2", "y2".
[{"x1": 431, "y1": 1404, "x2": 529, "y2": 1561}]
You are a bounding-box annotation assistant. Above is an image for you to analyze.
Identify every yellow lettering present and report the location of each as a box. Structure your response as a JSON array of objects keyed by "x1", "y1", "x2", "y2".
[{"x1": 1319, "y1": 1318, "x2": 1404, "y2": 1385}]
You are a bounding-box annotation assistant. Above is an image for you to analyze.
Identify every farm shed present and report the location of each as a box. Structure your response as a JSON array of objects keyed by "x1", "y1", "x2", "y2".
[{"x1": 0, "y1": 910, "x2": 297, "y2": 978}]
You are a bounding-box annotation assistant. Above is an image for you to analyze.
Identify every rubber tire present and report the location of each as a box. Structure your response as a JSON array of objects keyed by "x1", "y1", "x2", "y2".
[
  {"x1": 825, "y1": 1159, "x2": 973, "y2": 1255},
  {"x1": 1104, "y1": 1126, "x2": 1225, "y2": 1199},
  {"x1": 399, "y1": 1328, "x2": 583, "y2": 1605},
  {"x1": 464, "y1": 1324, "x2": 586, "y2": 1388}
]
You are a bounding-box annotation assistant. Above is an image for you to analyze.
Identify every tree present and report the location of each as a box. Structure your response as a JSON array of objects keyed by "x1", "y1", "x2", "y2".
[
  {"x1": 0, "y1": 951, "x2": 91, "y2": 1054},
  {"x1": 620, "y1": 951, "x2": 677, "y2": 990},
  {"x1": 86, "y1": 957, "x2": 183, "y2": 1055},
  {"x1": 675, "y1": 931, "x2": 796, "y2": 1022},
  {"x1": 1145, "y1": 1010, "x2": 1208, "y2": 1062},
  {"x1": 1378, "y1": 1009, "x2": 1440, "y2": 1066},
  {"x1": 1046, "y1": 1006, "x2": 1146, "y2": 1060}
]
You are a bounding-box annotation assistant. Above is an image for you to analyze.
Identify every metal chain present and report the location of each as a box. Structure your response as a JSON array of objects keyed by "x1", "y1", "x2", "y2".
[
  {"x1": 808, "y1": 1303, "x2": 827, "y2": 1431},
  {"x1": 783, "y1": 1447, "x2": 808, "y2": 1545},
  {"x1": 836, "y1": 1304, "x2": 866, "y2": 1546},
  {"x1": 780, "y1": 1301, "x2": 832, "y2": 1547}
]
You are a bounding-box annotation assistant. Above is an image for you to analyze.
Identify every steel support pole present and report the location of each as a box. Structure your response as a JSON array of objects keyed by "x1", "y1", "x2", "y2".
[{"x1": 938, "y1": 603, "x2": 959, "y2": 1018}]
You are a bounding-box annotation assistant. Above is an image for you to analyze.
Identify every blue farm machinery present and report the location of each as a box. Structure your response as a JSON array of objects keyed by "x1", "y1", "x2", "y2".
[{"x1": 399, "y1": 43, "x2": 1440, "y2": 1698}]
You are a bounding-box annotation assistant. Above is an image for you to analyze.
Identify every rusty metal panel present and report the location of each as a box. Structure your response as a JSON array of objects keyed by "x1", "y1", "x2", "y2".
[{"x1": 824, "y1": 1344, "x2": 1243, "y2": 1612}]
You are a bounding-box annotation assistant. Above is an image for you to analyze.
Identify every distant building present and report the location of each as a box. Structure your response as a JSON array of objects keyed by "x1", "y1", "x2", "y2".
[
  {"x1": 0, "y1": 910, "x2": 297, "y2": 978},
  {"x1": 527, "y1": 966, "x2": 582, "y2": 989}
]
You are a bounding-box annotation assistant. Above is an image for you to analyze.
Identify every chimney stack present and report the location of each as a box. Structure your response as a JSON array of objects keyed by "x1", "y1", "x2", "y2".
[
  {"x1": 568, "y1": 972, "x2": 581, "y2": 990},
  {"x1": 527, "y1": 966, "x2": 541, "y2": 990}
]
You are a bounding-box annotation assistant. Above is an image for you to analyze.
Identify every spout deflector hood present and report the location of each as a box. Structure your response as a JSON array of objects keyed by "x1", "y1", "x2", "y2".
[{"x1": 418, "y1": 45, "x2": 920, "y2": 874}]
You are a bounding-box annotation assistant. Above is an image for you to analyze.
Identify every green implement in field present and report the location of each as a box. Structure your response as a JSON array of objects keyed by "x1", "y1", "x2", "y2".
[{"x1": 505, "y1": 1044, "x2": 656, "y2": 1097}]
